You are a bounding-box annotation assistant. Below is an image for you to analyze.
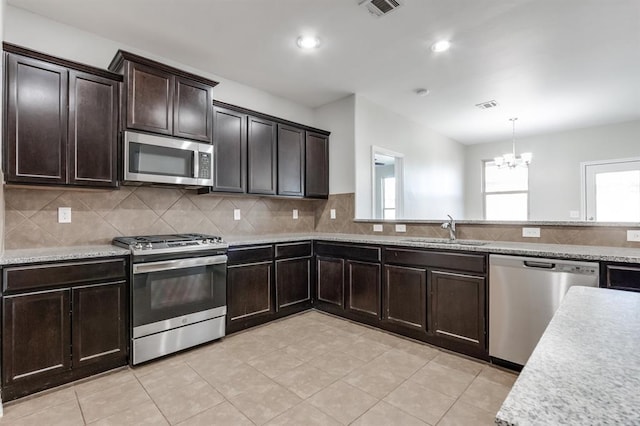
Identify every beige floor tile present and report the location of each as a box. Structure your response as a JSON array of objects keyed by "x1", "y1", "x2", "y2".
[
  {"x1": 222, "y1": 334, "x2": 285, "y2": 361},
  {"x1": 206, "y1": 363, "x2": 276, "y2": 399},
  {"x1": 368, "y1": 348, "x2": 429, "y2": 377},
  {"x1": 308, "y1": 350, "x2": 366, "y2": 377},
  {"x1": 74, "y1": 368, "x2": 136, "y2": 398},
  {"x1": 7, "y1": 400, "x2": 84, "y2": 426},
  {"x1": 331, "y1": 319, "x2": 370, "y2": 336},
  {"x1": 409, "y1": 361, "x2": 476, "y2": 398},
  {"x1": 339, "y1": 336, "x2": 393, "y2": 362},
  {"x1": 137, "y1": 362, "x2": 201, "y2": 399},
  {"x1": 436, "y1": 400, "x2": 497, "y2": 426},
  {"x1": 0, "y1": 386, "x2": 76, "y2": 421},
  {"x1": 342, "y1": 362, "x2": 407, "y2": 399},
  {"x1": 458, "y1": 376, "x2": 511, "y2": 414},
  {"x1": 384, "y1": 380, "x2": 456, "y2": 425},
  {"x1": 265, "y1": 401, "x2": 342, "y2": 426},
  {"x1": 282, "y1": 339, "x2": 331, "y2": 362},
  {"x1": 274, "y1": 363, "x2": 340, "y2": 399},
  {"x1": 91, "y1": 400, "x2": 169, "y2": 426},
  {"x1": 229, "y1": 382, "x2": 302, "y2": 425},
  {"x1": 360, "y1": 328, "x2": 406, "y2": 348},
  {"x1": 131, "y1": 352, "x2": 187, "y2": 378},
  {"x1": 478, "y1": 365, "x2": 519, "y2": 387},
  {"x1": 152, "y1": 378, "x2": 225, "y2": 424},
  {"x1": 247, "y1": 348, "x2": 305, "y2": 378},
  {"x1": 78, "y1": 379, "x2": 152, "y2": 423},
  {"x1": 308, "y1": 381, "x2": 378, "y2": 425},
  {"x1": 176, "y1": 401, "x2": 253, "y2": 426},
  {"x1": 394, "y1": 339, "x2": 441, "y2": 362},
  {"x1": 186, "y1": 350, "x2": 245, "y2": 383},
  {"x1": 431, "y1": 352, "x2": 484, "y2": 376},
  {"x1": 352, "y1": 401, "x2": 428, "y2": 426}
]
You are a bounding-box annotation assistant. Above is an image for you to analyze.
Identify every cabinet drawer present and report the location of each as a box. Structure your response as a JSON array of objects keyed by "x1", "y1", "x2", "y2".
[
  {"x1": 604, "y1": 264, "x2": 640, "y2": 291},
  {"x1": 315, "y1": 242, "x2": 381, "y2": 262},
  {"x1": 385, "y1": 248, "x2": 485, "y2": 274},
  {"x1": 228, "y1": 245, "x2": 274, "y2": 265},
  {"x1": 275, "y1": 242, "x2": 312, "y2": 259},
  {"x1": 3, "y1": 258, "x2": 127, "y2": 293}
]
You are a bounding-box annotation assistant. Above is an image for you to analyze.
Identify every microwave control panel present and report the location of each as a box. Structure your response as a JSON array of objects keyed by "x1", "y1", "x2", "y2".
[{"x1": 199, "y1": 152, "x2": 212, "y2": 179}]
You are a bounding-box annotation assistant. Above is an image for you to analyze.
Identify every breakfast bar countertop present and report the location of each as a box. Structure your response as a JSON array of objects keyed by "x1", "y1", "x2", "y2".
[{"x1": 495, "y1": 286, "x2": 640, "y2": 425}]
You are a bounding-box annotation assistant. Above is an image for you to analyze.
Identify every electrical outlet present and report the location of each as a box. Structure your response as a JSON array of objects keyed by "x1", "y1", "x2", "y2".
[
  {"x1": 395, "y1": 224, "x2": 407, "y2": 233},
  {"x1": 292, "y1": 209, "x2": 299, "y2": 219},
  {"x1": 627, "y1": 230, "x2": 640, "y2": 242},
  {"x1": 522, "y1": 227, "x2": 540, "y2": 238},
  {"x1": 58, "y1": 207, "x2": 72, "y2": 223},
  {"x1": 569, "y1": 210, "x2": 580, "y2": 219},
  {"x1": 330, "y1": 209, "x2": 336, "y2": 219},
  {"x1": 233, "y1": 209, "x2": 241, "y2": 221},
  {"x1": 373, "y1": 224, "x2": 383, "y2": 232}
]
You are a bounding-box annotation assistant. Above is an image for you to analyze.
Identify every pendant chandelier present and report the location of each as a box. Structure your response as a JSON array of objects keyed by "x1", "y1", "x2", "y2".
[{"x1": 494, "y1": 117, "x2": 532, "y2": 168}]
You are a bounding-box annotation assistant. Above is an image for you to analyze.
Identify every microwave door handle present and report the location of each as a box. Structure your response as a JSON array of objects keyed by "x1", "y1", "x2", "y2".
[
  {"x1": 133, "y1": 255, "x2": 228, "y2": 275},
  {"x1": 193, "y1": 151, "x2": 199, "y2": 179}
]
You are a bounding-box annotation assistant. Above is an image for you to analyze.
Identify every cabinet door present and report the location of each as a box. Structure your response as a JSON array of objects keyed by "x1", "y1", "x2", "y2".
[
  {"x1": 212, "y1": 106, "x2": 247, "y2": 193},
  {"x1": 346, "y1": 260, "x2": 380, "y2": 319},
  {"x1": 430, "y1": 270, "x2": 486, "y2": 350},
  {"x1": 5, "y1": 53, "x2": 68, "y2": 184},
  {"x1": 227, "y1": 262, "x2": 274, "y2": 323},
  {"x1": 383, "y1": 265, "x2": 427, "y2": 332},
  {"x1": 276, "y1": 257, "x2": 311, "y2": 309},
  {"x1": 316, "y1": 256, "x2": 344, "y2": 307},
  {"x1": 277, "y1": 124, "x2": 305, "y2": 197},
  {"x1": 174, "y1": 76, "x2": 212, "y2": 142},
  {"x1": 305, "y1": 132, "x2": 329, "y2": 198},
  {"x1": 126, "y1": 61, "x2": 173, "y2": 135},
  {"x1": 2, "y1": 290, "x2": 71, "y2": 386},
  {"x1": 68, "y1": 70, "x2": 119, "y2": 187},
  {"x1": 247, "y1": 116, "x2": 277, "y2": 195},
  {"x1": 72, "y1": 282, "x2": 127, "y2": 369}
]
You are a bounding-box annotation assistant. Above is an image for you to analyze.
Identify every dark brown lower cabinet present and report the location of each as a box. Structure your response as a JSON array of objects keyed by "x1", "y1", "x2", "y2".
[
  {"x1": 429, "y1": 270, "x2": 486, "y2": 353},
  {"x1": 276, "y1": 257, "x2": 311, "y2": 309},
  {"x1": 346, "y1": 260, "x2": 380, "y2": 319},
  {"x1": 227, "y1": 261, "x2": 273, "y2": 328},
  {"x1": 383, "y1": 265, "x2": 427, "y2": 333},
  {"x1": 316, "y1": 256, "x2": 344, "y2": 308}
]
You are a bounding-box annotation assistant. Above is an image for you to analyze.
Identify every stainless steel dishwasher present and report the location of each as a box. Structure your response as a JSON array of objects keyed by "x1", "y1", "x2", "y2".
[{"x1": 489, "y1": 254, "x2": 599, "y2": 367}]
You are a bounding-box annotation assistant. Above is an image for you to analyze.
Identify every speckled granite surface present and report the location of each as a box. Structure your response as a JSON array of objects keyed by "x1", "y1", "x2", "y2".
[
  {"x1": 0, "y1": 245, "x2": 131, "y2": 265},
  {"x1": 226, "y1": 233, "x2": 640, "y2": 263},
  {"x1": 496, "y1": 286, "x2": 640, "y2": 425}
]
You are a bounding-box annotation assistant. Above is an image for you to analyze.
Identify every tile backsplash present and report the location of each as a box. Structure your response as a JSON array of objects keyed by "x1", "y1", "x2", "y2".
[{"x1": 3, "y1": 188, "x2": 638, "y2": 249}]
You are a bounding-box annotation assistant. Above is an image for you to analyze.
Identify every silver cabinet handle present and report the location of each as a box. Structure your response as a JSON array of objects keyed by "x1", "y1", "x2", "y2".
[{"x1": 133, "y1": 255, "x2": 227, "y2": 274}]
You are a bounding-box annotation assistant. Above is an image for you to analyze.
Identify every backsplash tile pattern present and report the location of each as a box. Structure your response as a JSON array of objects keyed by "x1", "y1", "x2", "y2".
[{"x1": 4, "y1": 189, "x2": 638, "y2": 249}]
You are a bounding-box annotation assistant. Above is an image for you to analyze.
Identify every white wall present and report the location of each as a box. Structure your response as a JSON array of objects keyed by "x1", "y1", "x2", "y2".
[
  {"x1": 464, "y1": 120, "x2": 640, "y2": 220},
  {"x1": 313, "y1": 95, "x2": 355, "y2": 194},
  {"x1": 355, "y1": 96, "x2": 465, "y2": 219},
  {"x1": 4, "y1": 6, "x2": 315, "y2": 126}
]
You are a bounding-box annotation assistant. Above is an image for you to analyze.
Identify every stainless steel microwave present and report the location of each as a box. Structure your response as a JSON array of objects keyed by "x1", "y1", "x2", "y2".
[{"x1": 123, "y1": 131, "x2": 213, "y2": 187}]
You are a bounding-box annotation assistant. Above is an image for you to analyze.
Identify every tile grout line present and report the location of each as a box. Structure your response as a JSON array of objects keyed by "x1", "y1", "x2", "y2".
[
  {"x1": 73, "y1": 388, "x2": 88, "y2": 425},
  {"x1": 132, "y1": 369, "x2": 173, "y2": 425}
]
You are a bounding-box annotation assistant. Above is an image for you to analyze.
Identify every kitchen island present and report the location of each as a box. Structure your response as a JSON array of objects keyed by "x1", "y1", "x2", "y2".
[{"x1": 495, "y1": 286, "x2": 640, "y2": 425}]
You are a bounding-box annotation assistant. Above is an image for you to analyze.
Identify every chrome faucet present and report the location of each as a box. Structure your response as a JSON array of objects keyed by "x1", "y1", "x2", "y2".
[{"x1": 441, "y1": 214, "x2": 456, "y2": 241}]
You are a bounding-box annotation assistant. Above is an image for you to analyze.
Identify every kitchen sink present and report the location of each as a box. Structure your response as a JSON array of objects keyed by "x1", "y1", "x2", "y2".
[{"x1": 402, "y1": 238, "x2": 489, "y2": 246}]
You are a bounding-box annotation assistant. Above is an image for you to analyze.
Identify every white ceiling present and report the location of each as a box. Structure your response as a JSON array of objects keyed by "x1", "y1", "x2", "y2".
[{"x1": 8, "y1": 0, "x2": 640, "y2": 144}]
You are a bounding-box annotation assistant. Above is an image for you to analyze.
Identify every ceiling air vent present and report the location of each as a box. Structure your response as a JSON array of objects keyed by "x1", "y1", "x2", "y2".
[
  {"x1": 359, "y1": 0, "x2": 402, "y2": 17},
  {"x1": 475, "y1": 100, "x2": 499, "y2": 110}
]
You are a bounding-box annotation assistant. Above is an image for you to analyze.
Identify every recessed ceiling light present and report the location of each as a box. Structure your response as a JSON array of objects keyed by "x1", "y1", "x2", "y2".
[
  {"x1": 415, "y1": 88, "x2": 430, "y2": 97},
  {"x1": 297, "y1": 36, "x2": 320, "y2": 49},
  {"x1": 431, "y1": 40, "x2": 451, "y2": 53}
]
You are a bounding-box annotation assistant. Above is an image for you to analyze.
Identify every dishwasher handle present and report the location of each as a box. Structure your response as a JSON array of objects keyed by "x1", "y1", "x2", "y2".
[{"x1": 523, "y1": 260, "x2": 556, "y2": 269}]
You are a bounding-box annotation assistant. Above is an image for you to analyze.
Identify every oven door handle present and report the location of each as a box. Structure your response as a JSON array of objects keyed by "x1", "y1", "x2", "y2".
[{"x1": 133, "y1": 255, "x2": 228, "y2": 275}]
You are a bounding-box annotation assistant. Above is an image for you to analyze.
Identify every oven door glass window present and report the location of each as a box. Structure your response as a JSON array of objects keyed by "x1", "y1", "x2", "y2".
[
  {"x1": 129, "y1": 142, "x2": 195, "y2": 178},
  {"x1": 134, "y1": 263, "x2": 225, "y2": 327}
]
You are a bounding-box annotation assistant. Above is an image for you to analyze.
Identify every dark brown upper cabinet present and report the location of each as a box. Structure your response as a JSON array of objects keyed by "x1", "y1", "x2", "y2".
[
  {"x1": 109, "y1": 50, "x2": 217, "y2": 143},
  {"x1": 247, "y1": 116, "x2": 277, "y2": 195},
  {"x1": 305, "y1": 132, "x2": 329, "y2": 198},
  {"x1": 277, "y1": 124, "x2": 305, "y2": 197},
  {"x1": 212, "y1": 106, "x2": 247, "y2": 193},
  {"x1": 3, "y1": 44, "x2": 120, "y2": 187}
]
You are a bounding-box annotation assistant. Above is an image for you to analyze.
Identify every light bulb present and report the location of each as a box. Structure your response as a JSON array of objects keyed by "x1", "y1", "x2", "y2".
[
  {"x1": 431, "y1": 40, "x2": 451, "y2": 53},
  {"x1": 297, "y1": 36, "x2": 320, "y2": 49}
]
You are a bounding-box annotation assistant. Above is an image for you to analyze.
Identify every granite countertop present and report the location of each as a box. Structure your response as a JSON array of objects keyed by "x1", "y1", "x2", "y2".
[
  {"x1": 225, "y1": 232, "x2": 640, "y2": 263},
  {"x1": 496, "y1": 286, "x2": 640, "y2": 425},
  {"x1": 0, "y1": 245, "x2": 131, "y2": 266}
]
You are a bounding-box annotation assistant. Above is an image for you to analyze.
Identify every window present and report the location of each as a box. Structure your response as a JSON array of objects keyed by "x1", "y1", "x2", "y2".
[
  {"x1": 583, "y1": 158, "x2": 640, "y2": 222},
  {"x1": 483, "y1": 160, "x2": 529, "y2": 220},
  {"x1": 383, "y1": 177, "x2": 396, "y2": 219}
]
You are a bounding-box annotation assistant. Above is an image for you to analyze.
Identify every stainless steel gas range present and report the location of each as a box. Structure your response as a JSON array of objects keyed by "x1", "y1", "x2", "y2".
[{"x1": 113, "y1": 234, "x2": 228, "y2": 365}]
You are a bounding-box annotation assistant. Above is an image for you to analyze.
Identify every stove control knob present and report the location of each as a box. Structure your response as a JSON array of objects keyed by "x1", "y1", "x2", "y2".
[
  {"x1": 133, "y1": 242, "x2": 143, "y2": 250},
  {"x1": 144, "y1": 243, "x2": 153, "y2": 249}
]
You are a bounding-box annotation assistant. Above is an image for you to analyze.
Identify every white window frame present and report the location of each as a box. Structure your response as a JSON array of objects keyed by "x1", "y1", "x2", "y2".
[
  {"x1": 482, "y1": 160, "x2": 530, "y2": 220},
  {"x1": 371, "y1": 146, "x2": 404, "y2": 219}
]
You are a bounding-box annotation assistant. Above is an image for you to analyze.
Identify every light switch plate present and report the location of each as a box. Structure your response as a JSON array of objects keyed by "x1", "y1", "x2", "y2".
[
  {"x1": 233, "y1": 209, "x2": 241, "y2": 221},
  {"x1": 569, "y1": 210, "x2": 580, "y2": 219},
  {"x1": 627, "y1": 230, "x2": 640, "y2": 242},
  {"x1": 522, "y1": 227, "x2": 540, "y2": 238},
  {"x1": 373, "y1": 224, "x2": 383, "y2": 232},
  {"x1": 330, "y1": 209, "x2": 336, "y2": 219},
  {"x1": 395, "y1": 224, "x2": 407, "y2": 233},
  {"x1": 292, "y1": 209, "x2": 299, "y2": 219},
  {"x1": 58, "y1": 207, "x2": 71, "y2": 223}
]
